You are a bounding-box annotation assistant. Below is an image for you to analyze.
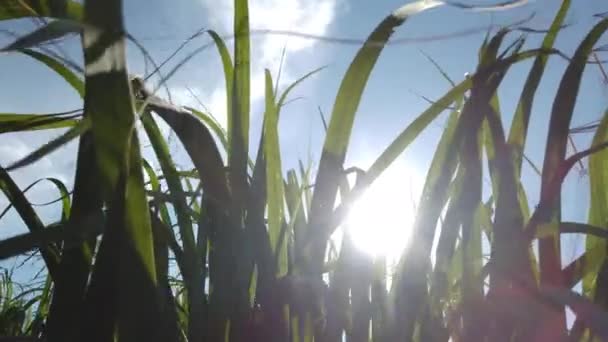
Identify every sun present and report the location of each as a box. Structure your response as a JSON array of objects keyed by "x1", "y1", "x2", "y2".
[{"x1": 345, "y1": 164, "x2": 422, "y2": 262}]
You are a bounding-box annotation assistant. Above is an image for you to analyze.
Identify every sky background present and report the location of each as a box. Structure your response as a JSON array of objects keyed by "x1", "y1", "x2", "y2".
[{"x1": 0, "y1": 0, "x2": 607, "y2": 281}]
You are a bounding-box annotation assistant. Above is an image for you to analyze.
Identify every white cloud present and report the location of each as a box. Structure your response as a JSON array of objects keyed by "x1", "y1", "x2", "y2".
[
  {"x1": 0, "y1": 134, "x2": 74, "y2": 232},
  {"x1": 168, "y1": 85, "x2": 230, "y2": 129},
  {"x1": 197, "y1": 0, "x2": 340, "y2": 125},
  {"x1": 0, "y1": 136, "x2": 68, "y2": 189}
]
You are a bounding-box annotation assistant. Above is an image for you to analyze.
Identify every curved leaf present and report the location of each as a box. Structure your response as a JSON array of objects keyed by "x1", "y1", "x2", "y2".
[
  {"x1": 586, "y1": 108, "x2": 608, "y2": 298},
  {"x1": 307, "y1": 5, "x2": 428, "y2": 274},
  {"x1": 0, "y1": 166, "x2": 60, "y2": 278},
  {"x1": 20, "y1": 49, "x2": 84, "y2": 97},
  {"x1": 6, "y1": 118, "x2": 89, "y2": 172},
  {"x1": 0, "y1": 177, "x2": 71, "y2": 222},
  {"x1": 262, "y1": 70, "x2": 286, "y2": 276},
  {"x1": 1, "y1": 19, "x2": 81, "y2": 52},
  {"x1": 141, "y1": 111, "x2": 205, "y2": 342},
  {"x1": 0, "y1": 113, "x2": 79, "y2": 134},
  {"x1": 79, "y1": 1, "x2": 159, "y2": 340},
  {"x1": 0, "y1": 0, "x2": 82, "y2": 20},
  {"x1": 537, "y1": 18, "x2": 608, "y2": 306},
  {"x1": 508, "y1": 0, "x2": 570, "y2": 176},
  {"x1": 207, "y1": 30, "x2": 234, "y2": 145},
  {"x1": 185, "y1": 106, "x2": 228, "y2": 151},
  {"x1": 132, "y1": 78, "x2": 230, "y2": 208}
]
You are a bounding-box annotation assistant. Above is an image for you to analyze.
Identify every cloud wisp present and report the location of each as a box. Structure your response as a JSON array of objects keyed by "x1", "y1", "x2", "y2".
[{"x1": 179, "y1": 0, "x2": 340, "y2": 128}]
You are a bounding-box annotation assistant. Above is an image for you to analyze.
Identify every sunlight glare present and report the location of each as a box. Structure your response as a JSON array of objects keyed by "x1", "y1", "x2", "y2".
[{"x1": 345, "y1": 164, "x2": 422, "y2": 263}]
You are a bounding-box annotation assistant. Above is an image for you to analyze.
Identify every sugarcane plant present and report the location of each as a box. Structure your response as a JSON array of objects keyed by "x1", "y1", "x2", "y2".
[{"x1": 0, "y1": 0, "x2": 607, "y2": 341}]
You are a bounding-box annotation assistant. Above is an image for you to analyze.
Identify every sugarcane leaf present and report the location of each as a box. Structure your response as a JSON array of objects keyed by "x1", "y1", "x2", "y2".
[
  {"x1": 508, "y1": 0, "x2": 570, "y2": 177},
  {"x1": 6, "y1": 118, "x2": 89, "y2": 172},
  {"x1": 0, "y1": 0, "x2": 82, "y2": 20},
  {"x1": 141, "y1": 111, "x2": 206, "y2": 342},
  {"x1": 1, "y1": 19, "x2": 81, "y2": 52},
  {"x1": 20, "y1": 49, "x2": 84, "y2": 97},
  {"x1": 0, "y1": 166, "x2": 60, "y2": 277},
  {"x1": 308, "y1": 2, "x2": 439, "y2": 272},
  {"x1": 585, "y1": 109, "x2": 608, "y2": 297},
  {"x1": 0, "y1": 113, "x2": 79, "y2": 133},
  {"x1": 78, "y1": 0, "x2": 159, "y2": 340}
]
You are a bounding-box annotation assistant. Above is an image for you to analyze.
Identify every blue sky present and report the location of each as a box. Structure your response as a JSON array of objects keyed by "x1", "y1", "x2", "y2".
[{"x1": 0, "y1": 0, "x2": 607, "y2": 276}]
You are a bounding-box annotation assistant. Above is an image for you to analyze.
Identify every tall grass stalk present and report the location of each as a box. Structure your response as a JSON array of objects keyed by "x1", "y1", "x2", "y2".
[{"x1": 0, "y1": 0, "x2": 607, "y2": 341}]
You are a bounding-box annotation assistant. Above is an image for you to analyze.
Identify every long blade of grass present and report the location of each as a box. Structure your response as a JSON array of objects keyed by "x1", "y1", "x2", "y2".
[
  {"x1": 185, "y1": 106, "x2": 229, "y2": 151},
  {"x1": 141, "y1": 111, "x2": 205, "y2": 342},
  {"x1": 229, "y1": 0, "x2": 251, "y2": 227},
  {"x1": 6, "y1": 118, "x2": 89, "y2": 172},
  {"x1": 132, "y1": 78, "x2": 230, "y2": 208},
  {"x1": 0, "y1": 177, "x2": 69, "y2": 222},
  {"x1": 307, "y1": 1, "x2": 439, "y2": 276},
  {"x1": 324, "y1": 47, "x2": 549, "y2": 249},
  {"x1": 19, "y1": 49, "x2": 84, "y2": 97},
  {"x1": 207, "y1": 30, "x2": 233, "y2": 144},
  {"x1": 507, "y1": 0, "x2": 570, "y2": 176},
  {"x1": 536, "y1": 20, "x2": 608, "y2": 338},
  {"x1": 150, "y1": 212, "x2": 181, "y2": 342},
  {"x1": 389, "y1": 30, "x2": 514, "y2": 340},
  {"x1": 586, "y1": 109, "x2": 608, "y2": 300},
  {"x1": 0, "y1": 113, "x2": 79, "y2": 133},
  {"x1": 0, "y1": 217, "x2": 103, "y2": 260},
  {"x1": 46, "y1": 130, "x2": 101, "y2": 342},
  {"x1": 0, "y1": 0, "x2": 82, "y2": 20},
  {"x1": 78, "y1": 0, "x2": 160, "y2": 340},
  {"x1": 142, "y1": 159, "x2": 171, "y2": 225},
  {"x1": 428, "y1": 102, "x2": 464, "y2": 312},
  {"x1": 0, "y1": 166, "x2": 60, "y2": 278},
  {"x1": 132, "y1": 78, "x2": 234, "y2": 340},
  {"x1": 538, "y1": 286, "x2": 608, "y2": 340},
  {"x1": 1, "y1": 19, "x2": 81, "y2": 52}
]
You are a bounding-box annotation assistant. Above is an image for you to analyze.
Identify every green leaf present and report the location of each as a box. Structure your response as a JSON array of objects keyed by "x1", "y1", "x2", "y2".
[
  {"x1": 229, "y1": 0, "x2": 251, "y2": 225},
  {"x1": 0, "y1": 218, "x2": 102, "y2": 260},
  {"x1": 419, "y1": 50, "x2": 456, "y2": 87},
  {"x1": 538, "y1": 17, "x2": 608, "y2": 298},
  {"x1": 541, "y1": 17, "x2": 608, "y2": 201},
  {"x1": 31, "y1": 273, "x2": 52, "y2": 336},
  {"x1": 141, "y1": 111, "x2": 205, "y2": 342},
  {"x1": 508, "y1": 0, "x2": 570, "y2": 176},
  {"x1": 326, "y1": 79, "x2": 472, "y2": 241},
  {"x1": 366, "y1": 79, "x2": 471, "y2": 185},
  {"x1": 0, "y1": 0, "x2": 82, "y2": 20},
  {"x1": 207, "y1": 30, "x2": 234, "y2": 146},
  {"x1": 485, "y1": 91, "x2": 536, "y2": 291},
  {"x1": 6, "y1": 118, "x2": 89, "y2": 172},
  {"x1": 78, "y1": 0, "x2": 159, "y2": 340},
  {"x1": 539, "y1": 286, "x2": 608, "y2": 340},
  {"x1": 138, "y1": 92, "x2": 230, "y2": 209},
  {"x1": 429, "y1": 100, "x2": 465, "y2": 304},
  {"x1": 0, "y1": 113, "x2": 79, "y2": 134},
  {"x1": 0, "y1": 166, "x2": 60, "y2": 278},
  {"x1": 46, "y1": 129, "x2": 100, "y2": 342},
  {"x1": 390, "y1": 29, "x2": 518, "y2": 340},
  {"x1": 141, "y1": 112, "x2": 194, "y2": 254},
  {"x1": 586, "y1": 108, "x2": 608, "y2": 298},
  {"x1": 307, "y1": 7, "x2": 416, "y2": 273},
  {"x1": 185, "y1": 106, "x2": 229, "y2": 151},
  {"x1": 20, "y1": 49, "x2": 84, "y2": 97},
  {"x1": 276, "y1": 66, "x2": 325, "y2": 109},
  {"x1": 131, "y1": 78, "x2": 235, "y2": 340},
  {"x1": 262, "y1": 70, "x2": 286, "y2": 276},
  {"x1": 1, "y1": 19, "x2": 81, "y2": 52},
  {"x1": 323, "y1": 44, "x2": 549, "y2": 250},
  {"x1": 142, "y1": 159, "x2": 171, "y2": 225},
  {"x1": 0, "y1": 177, "x2": 71, "y2": 222},
  {"x1": 150, "y1": 212, "x2": 181, "y2": 342}
]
